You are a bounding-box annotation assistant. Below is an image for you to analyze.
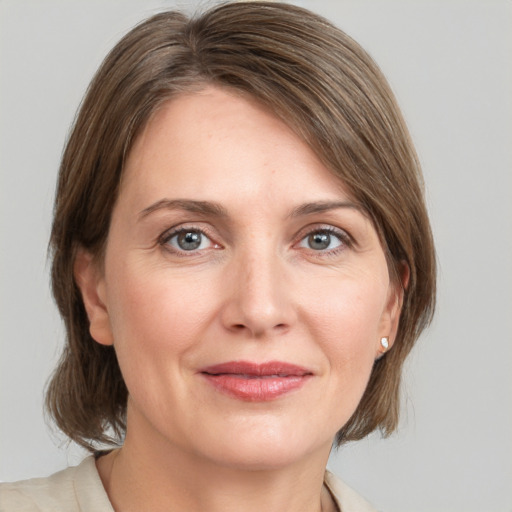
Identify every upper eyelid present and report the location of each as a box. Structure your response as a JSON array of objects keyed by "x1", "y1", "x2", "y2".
[
  {"x1": 296, "y1": 224, "x2": 353, "y2": 243},
  {"x1": 160, "y1": 223, "x2": 214, "y2": 237}
]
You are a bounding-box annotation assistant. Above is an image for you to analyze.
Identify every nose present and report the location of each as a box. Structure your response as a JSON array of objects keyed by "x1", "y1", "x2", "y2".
[{"x1": 220, "y1": 249, "x2": 296, "y2": 338}]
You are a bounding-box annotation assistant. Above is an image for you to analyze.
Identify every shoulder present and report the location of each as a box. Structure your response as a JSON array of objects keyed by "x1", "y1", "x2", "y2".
[
  {"x1": 0, "y1": 456, "x2": 113, "y2": 512},
  {"x1": 324, "y1": 470, "x2": 378, "y2": 512}
]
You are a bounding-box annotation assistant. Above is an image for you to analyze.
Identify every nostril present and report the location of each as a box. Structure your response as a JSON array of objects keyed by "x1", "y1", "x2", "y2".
[{"x1": 229, "y1": 322, "x2": 288, "y2": 335}]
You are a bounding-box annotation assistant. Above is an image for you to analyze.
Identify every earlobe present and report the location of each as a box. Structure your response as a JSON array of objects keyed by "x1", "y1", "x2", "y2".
[
  {"x1": 74, "y1": 248, "x2": 114, "y2": 346},
  {"x1": 377, "y1": 261, "x2": 409, "y2": 356}
]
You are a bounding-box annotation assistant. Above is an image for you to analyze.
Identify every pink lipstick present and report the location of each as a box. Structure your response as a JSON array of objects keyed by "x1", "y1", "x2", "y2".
[{"x1": 199, "y1": 361, "x2": 312, "y2": 401}]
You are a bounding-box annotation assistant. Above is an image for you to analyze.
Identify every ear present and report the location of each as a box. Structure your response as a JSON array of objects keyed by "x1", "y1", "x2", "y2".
[
  {"x1": 377, "y1": 261, "x2": 410, "y2": 356},
  {"x1": 74, "y1": 248, "x2": 114, "y2": 346}
]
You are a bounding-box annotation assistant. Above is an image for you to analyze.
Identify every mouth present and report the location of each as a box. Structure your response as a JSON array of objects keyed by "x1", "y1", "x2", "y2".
[{"x1": 199, "y1": 361, "x2": 313, "y2": 401}]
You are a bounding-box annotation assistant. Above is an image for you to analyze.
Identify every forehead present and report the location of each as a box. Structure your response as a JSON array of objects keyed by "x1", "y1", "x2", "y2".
[{"x1": 120, "y1": 86, "x2": 353, "y2": 208}]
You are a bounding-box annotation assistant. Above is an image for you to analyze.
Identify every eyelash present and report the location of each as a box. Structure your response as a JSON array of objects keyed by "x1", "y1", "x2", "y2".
[
  {"x1": 158, "y1": 226, "x2": 218, "y2": 257},
  {"x1": 298, "y1": 226, "x2": 353, "y2": 256},
  {"x1": 158, "y1": 225, "x2": 352, "y2": 257}
]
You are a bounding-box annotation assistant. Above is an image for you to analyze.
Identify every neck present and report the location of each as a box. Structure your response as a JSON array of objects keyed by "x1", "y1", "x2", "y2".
[{"x1": 96, "y1": 412, "x2": 335, "y2": 512}]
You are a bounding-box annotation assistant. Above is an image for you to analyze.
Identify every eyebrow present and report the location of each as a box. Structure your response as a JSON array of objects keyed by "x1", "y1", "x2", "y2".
[
  {"x1": 138, "y1": 198, "x2": 362, "y2": 221},
  {"x1": 138, "y1": 199, "x2": 229, "y2": 220},
  {"x1": 289, "y1": 200, "x2": 362, "y2": 218}
]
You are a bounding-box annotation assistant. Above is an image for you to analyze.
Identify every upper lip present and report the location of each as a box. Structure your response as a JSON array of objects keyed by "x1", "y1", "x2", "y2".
[{"x1": 199, "y1": 360, "x2": 313, "y2": 377}]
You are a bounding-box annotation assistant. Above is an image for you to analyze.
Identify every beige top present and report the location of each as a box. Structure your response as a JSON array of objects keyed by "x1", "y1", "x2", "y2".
[{"x1": 0, "y1": 456, "x2": 377, "y2": 512}]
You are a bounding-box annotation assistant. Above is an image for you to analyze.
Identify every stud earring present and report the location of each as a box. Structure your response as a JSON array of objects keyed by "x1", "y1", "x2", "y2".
[{"x1": 380, "y1": 337, "x2": 389, "y2": 351}]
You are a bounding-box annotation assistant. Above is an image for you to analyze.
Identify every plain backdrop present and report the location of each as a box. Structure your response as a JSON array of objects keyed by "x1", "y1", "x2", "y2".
[{"x1": 1, "y1": 1, "x2": 511, "y2": 511}]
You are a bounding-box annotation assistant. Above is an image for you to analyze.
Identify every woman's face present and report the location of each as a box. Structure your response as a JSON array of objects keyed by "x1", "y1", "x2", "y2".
[{"x1": 78, "y1": 86, "x2": 401, "y2": 470}]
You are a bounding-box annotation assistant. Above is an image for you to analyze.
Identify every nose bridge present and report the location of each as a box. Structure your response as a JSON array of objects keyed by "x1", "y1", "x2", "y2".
[{"x1": 222, "y1": 241, "x2": 294, "y2": 337}]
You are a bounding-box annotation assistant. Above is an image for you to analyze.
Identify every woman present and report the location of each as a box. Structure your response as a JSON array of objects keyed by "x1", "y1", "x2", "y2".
[{"x1": 0, "y1": 2, "x2": 435, "y2": 511}]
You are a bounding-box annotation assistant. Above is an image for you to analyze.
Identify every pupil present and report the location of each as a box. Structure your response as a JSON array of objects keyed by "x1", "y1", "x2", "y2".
[
  {"x1": 178, "y1": 231, "x2": 201, "y2": 250},
  {"x1": 309, "y1": 232, "x2": 330, "y2": 250}
]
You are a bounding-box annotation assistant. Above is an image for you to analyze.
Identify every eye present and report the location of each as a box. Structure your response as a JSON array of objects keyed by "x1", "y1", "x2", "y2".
[
  {"x1": 297, "y1": 228, "x2": 347, "y2": 252},
  {"x1": 163, "y1": 228, "x2": 215, "y2": 253}
]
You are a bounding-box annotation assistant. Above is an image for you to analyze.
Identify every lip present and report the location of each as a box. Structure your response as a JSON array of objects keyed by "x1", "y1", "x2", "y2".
[{"x1": 199, "y1": 361, "x2": 313, "y2": 402}]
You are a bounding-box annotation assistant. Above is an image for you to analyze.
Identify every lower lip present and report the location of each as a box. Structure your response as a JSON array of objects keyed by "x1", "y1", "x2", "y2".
[{"x1": 201, "y1": 374, "x2": 310, "y2": 401}]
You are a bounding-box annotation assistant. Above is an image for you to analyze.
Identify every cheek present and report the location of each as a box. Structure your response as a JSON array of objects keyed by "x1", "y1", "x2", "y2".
[
  {"x1": 106, "y1": 260, "x2": 215, "y2": 350},
  {"x1": 303, "y1": 274, "x2": 387, "y2": 346},
  {"x1": 103, "y1": 265, "x2": 222, "y2": 414},
  {"x1": 103, "y1": 261, "x2": 222, "y2": 412},
  {"x1": 301, "y1": 274, "x2": 387, "y2": 393}
]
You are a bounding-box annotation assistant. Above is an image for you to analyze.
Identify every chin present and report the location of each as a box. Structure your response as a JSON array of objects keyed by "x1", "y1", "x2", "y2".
[
  {"x1": 195, "y1": 422, "x2": 332, "y2": 472},
  {"x1": 211, "y1": 446, "x2": 307, "y2": 472}
]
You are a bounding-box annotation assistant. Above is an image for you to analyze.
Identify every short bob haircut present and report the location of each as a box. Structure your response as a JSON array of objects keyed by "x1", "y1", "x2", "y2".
[{"x1": 47, "y1": 1, "x2": 435, "y2": 451}]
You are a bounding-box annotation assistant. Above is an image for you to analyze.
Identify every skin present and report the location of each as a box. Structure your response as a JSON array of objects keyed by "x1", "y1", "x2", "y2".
[{"x1": 75, "y1": 86, "x2": 403, "y2": 512}]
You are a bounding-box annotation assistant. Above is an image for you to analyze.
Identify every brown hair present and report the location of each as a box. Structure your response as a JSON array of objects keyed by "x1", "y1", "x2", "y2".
[{"x1": 46, "y1": 1, "x2": 436, "y2": 451}]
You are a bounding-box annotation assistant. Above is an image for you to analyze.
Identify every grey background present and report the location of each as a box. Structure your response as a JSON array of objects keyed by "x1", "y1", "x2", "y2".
[{"x1": 1, "y1": 1, "x2": 511, "y2": 511}]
